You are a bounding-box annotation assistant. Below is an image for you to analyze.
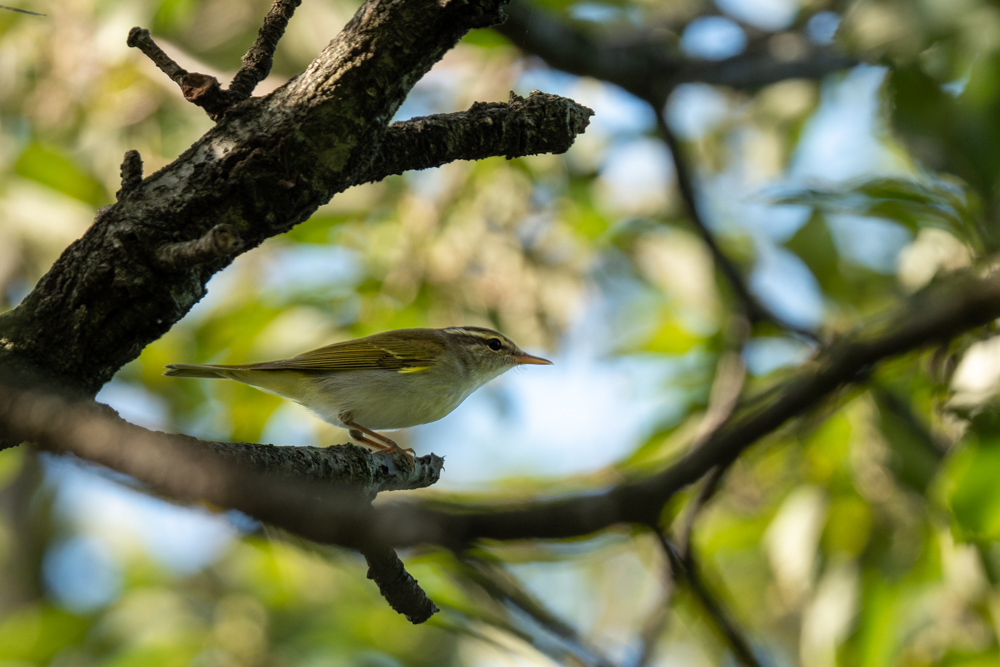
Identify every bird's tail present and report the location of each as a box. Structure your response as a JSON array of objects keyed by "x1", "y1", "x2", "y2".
[{"x1": 163, "y1": 363, "x2": 234, "y2": 379}]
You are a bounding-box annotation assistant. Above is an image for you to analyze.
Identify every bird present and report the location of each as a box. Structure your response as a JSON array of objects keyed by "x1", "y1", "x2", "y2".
[{"x1": 164, "y1": 326, "x2": 552, "y2": 458}]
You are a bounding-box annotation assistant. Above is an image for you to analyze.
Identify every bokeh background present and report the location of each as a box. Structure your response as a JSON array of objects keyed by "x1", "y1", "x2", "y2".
[{"x1": 4, "y1": 0, "x2": 1000, "y2": 664}]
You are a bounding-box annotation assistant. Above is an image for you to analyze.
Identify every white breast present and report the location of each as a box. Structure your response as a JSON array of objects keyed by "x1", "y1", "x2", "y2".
[{"x1": 300, "y1": 368, "x2": 484, "y2": 430}]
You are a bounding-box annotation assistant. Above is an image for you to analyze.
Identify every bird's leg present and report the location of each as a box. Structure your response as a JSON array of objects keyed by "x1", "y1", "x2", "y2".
[{"x1": 344, "y1": 419, "x2": 415, "y2": 461}]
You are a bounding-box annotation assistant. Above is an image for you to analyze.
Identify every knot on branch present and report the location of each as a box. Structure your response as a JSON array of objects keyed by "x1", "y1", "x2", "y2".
[
  {"x1": 116, "y1": 149, "x2": 143, "y2": 201},
  {"x1": 155, "y1": 224, "x2": 244, "y2": 270},
  {"x1": 179, "y1": 72, "x2": 231, "y2": 113}
]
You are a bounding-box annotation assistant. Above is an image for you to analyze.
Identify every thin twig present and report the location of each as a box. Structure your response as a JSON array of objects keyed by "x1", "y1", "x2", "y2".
[
  {"x1": 229, "y1": 0, "x2": 302, "y2": 100},
  {"x1": 129, "y1": 0, "x2": 301, "y2": 117},
  {"x1": 127, "y1": 27, "x2": 234, "y2": 118},
  {"x1": 127, "y1": 27, "x2": 187, "y2": 83},
  {"x1": 654, "y1": 112, "x2": 818, "y2": 340},
  {"x1": 458, "y1": 555, "x2": 616, "y2": 667},
  {"x1": 634, "y1": 325, "x2": 749, "y2": 667},
  {"x1": 656, "y1": 533, "x2": 762, "y2": 667}
]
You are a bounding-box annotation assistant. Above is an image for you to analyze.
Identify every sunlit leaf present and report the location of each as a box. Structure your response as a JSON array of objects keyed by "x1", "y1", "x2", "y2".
[{"x1": 14, "y1": 143, "x2": 106, "y2": 206}]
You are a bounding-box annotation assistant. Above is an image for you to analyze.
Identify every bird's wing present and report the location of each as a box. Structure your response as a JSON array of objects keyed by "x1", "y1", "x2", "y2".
[{"x1": 248, "y1": 333, "x2": 443, "y2": 373}]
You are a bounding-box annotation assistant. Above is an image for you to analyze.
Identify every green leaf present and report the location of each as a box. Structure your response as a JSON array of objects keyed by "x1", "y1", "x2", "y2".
[
  {"x1": 776, "y1": 176, "x2": 983, "y2": 249},
  {"x1": 640, "y1": 318, "x2": 702, "y2": 355},
  {"x1": 944, "y1": 437, "x2": 1000, "y2": 540},
  {"x1": 783, "y1": 211, "x2": 847, "y2": 297},
  {"x1": 14, "y1": 142, "x2": 106, "y2": 206}
]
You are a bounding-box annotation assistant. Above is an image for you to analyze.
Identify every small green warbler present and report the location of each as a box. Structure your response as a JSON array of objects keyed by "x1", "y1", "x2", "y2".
[{"x1": 164, "y1": 326, "x2": 552, "y2": 457}]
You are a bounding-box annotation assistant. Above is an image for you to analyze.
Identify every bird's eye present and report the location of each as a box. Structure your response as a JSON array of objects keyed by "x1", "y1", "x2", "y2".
[{"x1": 486, "y1": 338, "x2": 503, "y2": 351}]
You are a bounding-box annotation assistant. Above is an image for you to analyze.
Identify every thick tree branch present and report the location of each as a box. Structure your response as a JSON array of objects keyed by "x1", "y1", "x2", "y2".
[{"x1": 0, "y1": 393, "x2": 443, "y2": 498}]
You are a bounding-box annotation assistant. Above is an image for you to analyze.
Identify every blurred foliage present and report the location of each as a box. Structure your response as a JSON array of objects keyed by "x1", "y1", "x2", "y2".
[{"x1": 7, "y1": 0, "x2": 1000, "y2": 664}]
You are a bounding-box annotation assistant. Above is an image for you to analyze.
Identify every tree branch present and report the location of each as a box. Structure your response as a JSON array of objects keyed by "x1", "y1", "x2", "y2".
[
  {"x1": 493, "y1": 1, "x2": 841, "y2": 338},
  {"x1": 5, "y1": 269, "x2": 1000, "y2": 555},
  {"x1": 494, "y1": 1, "x2": 856, "y2": 100},
  {"x1": 362, "y1": 91, "x2": 593, "y2": 183},
  {"x1": 1, "y1": 392, "x2": 443, "y2": 498},
  {"x1": 456, "y1": 555, "x2": 615, "y2": 667},
  {"x1": 128, "y1": 0, "x2": 304, "y2": 118},
  {"x1": 0, "y1": 389, "x2": 445, "y2": 621},
  {"x1": 378, "y1": 268, "x2": 1000, "y2": 548},
  {"x1": 635, "y1": 325, "x2": 748, "y2": 667}
]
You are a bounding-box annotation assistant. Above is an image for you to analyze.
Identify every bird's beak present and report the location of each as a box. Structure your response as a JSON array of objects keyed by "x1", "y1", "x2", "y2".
[{"x1": 515, "y1": 352, "x2": 553, "y2": 366}]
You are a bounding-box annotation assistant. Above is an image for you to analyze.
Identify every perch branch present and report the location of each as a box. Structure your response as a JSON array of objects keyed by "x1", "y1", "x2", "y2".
[
  {"x1": 0, "y1": 387, "x2": 444, "y2": 622},
  {"x1": 0, "y1": 390, "x2": 442, "y2": 497}
]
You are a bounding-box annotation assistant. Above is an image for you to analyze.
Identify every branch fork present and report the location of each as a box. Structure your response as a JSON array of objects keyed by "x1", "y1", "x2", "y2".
[{"x1": 128, "y1": 0, "x2": 302, "y2": 119}]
